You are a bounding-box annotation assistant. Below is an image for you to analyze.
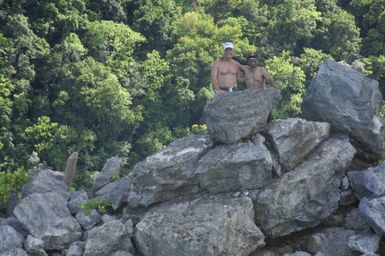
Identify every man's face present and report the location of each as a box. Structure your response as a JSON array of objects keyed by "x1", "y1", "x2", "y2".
[
  {"x1": 224, "y1": 48, "x2": 234, "y2": 58},
  {"x1": 248, "y1": 57, "x2": 258, "y2": 67}
]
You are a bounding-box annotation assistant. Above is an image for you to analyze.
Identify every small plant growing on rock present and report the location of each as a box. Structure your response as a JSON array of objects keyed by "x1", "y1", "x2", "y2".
[
  {"x1": 0, "y1": 168, "x2": 30, "y2": 203},
  {"x1": 78, "y1": 199, "x2": 112, "y2": 216}
]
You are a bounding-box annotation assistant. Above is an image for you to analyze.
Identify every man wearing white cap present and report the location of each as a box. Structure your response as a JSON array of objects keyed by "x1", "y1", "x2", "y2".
[{"x1": 211, "y1": 42, "x2": 242, "y2": 93}]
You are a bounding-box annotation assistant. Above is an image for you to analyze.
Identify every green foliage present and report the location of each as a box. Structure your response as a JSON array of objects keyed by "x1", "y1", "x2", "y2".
[
  {"x1": 0, "y1": 168, "x2": 30, "y2": 203},
  {"x1": 78, "y1": 199, "x2": 112, "y2": 216}
]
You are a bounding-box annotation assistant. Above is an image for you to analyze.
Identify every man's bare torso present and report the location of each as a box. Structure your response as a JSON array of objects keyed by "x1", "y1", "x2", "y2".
[
  {"x1": 214, "y1": 59, "x2": 240, "y2": 88},
  {"x1": 241, "y1": 65, "x2": 267, "y2": 89}
]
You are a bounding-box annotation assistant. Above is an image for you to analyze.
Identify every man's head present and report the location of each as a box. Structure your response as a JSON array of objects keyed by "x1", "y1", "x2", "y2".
[
  {"x1": 223, "y1": 42, "x2": 234, "y2": 59},
  {"x1": 247, "y1": 53, "x2": 258, "y2": 67}
]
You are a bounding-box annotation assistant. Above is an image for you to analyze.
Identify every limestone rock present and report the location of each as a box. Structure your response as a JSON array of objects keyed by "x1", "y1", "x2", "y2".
[
  {"x1": 24, "y1": 235, "x2": 47, "y2": 256},
  {"x1": 196, "y1": 134, "x2": 273, "y2": 193},
  {"x1": 0, "y1": 248, "x2": 28, "y2": 256},
  {"x1": 66, "y1": 242, "x2": 84, "y2": 256},
  {"x1": 348, "y1": 161, "x2": 385, "y2": 199},
  {"x1": 254, "y1": 135, "x2": 356, "y2": 238},
  {"x1": 21, "y1": 171, "x2": 69, "y2": 200},
  {"x1": 83, "y1": 220, "x2": 134, "y2": 256},
  {"x1": 359, "y1": 196, "x2": 385, "y2": 235},
  {"x1": 266, "y1": 118, "x2": 330, "y2": 171},
  {"x1": 67, "y1": 191, "x2": 89, "y2": 215},
  {"x1": 204, "y1": 88, "x2": 281, "y2": 144},
  {"x1": 135, "y1": 194, "x2": 265, "y2": 256},
  {"x1": 303, "y1": 227, "x2": 356, "y2": 256},
  {"x1": 92, "y1": 157, "x2": 121, "y2": 192},
  {"x1": 127, "y1": 134, "x2": 213, "y2": 208},
  {"x1": 75, "y1": 209, "x2": 101, "y2": 230},
  {"x1": 0, "y1": 225, "x2": 23, "y2": 252},
  {"x1": 94, "y1": 177, "x2": 130, "y2": 210},
  {"x1": 348, "y1": 233, "x2": 380, "y2": 254},
  {"x1": 302, "y1": 59, "x2": 385, "y2": 155},
  {"x1": 14, "y1": 192, "x2": 82, "y2": 250},
  {"x1": 344, "y1": 208, "x2": 371, "y2": 232}
]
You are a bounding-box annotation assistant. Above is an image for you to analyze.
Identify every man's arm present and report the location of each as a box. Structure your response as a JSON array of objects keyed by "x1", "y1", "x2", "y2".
[
  {"x1": 261, "y1": 67, "x2": 277, "y2": 88},
  {"x1": 211, "y1": 61, "x2": 220, "y2": 91},
  {"x1": 237, "y1": 64, "x2": 247, "y2": 83}
]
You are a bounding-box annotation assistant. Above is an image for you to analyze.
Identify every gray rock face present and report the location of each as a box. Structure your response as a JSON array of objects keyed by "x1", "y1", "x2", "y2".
[
  {"x1": 83, "y1": 220, "x2": 134, "y2": 256},
  {"x1": 13, "y1": 192, "x2": 82, "y2": 250},
  {"x1": 204, "y1": 88, "x2": 281, "y2": 144},
  {"x1": 348, "y1": 161, "x2": 385, "y2": 199},
  {"x1": 0, "y1": 225, "x2": 23, "y2": 252},
  {"x1": 302, "y1": 59, "x2": 385, "y2": 154},
  {"x1": 359, "y1": 196, "x2": 385, "y2": 235},
  {"x1": 254, "y1": 136, "x2": 356, "y2": 238},
  {"x1": 0, "y1": 248, "x2": 28, "y2": 256},
  {"x1": 196, "y1": 134, "x2": 273, "y2": 193},
  {"x1": 348, "y1": 234, "x2": 380, "y2": 254},
  {"x1": 21, "y1": 171, "x2": 69, "y2": 200},
  {"x1": 75, "y1": 209, "x2": 101, "y2": 230},
  {"x1": 304, "y1": 227, "x2": 356, "y2": 256},
  {"x1": 92, "y1": 157, "x2": 121, "y2": 192},
  {"x1": 135, "y1": 194, "x2": 265, "y2": 256},
  {"x1": 266, "y1": 118, "x2": 330, "y2": 171},
  {"x1": 127, "y1": 134, "x2": 213, "y2": 208},
  {"x1": 24, "y1": 235, "x2": 47, "y2": 256},
  {"x1": 66, "y1": 242, "x2": 84, "y2": 256},
  {"x1": 0, "y1": 217, "x2": 28, "y2": 238},
  {"x1": 94, "y1": 177, "x2": 130, "y2": 210},
  {"x1": 344, "y1": 208, "x2": 371, "y2": 232},
  {"x1": 67, "y1": 191, "x2": 89, "y2": 215}
]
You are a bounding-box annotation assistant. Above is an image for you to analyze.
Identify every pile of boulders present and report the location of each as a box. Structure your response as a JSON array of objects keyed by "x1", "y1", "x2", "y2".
[{"x1": 1, "y1": 59, "x2": 384, "y2": 256}]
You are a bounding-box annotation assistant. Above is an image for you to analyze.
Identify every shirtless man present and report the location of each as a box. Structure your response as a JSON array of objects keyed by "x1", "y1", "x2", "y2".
[
  {"x1": 241, "y1": 54, "x2": 277, "y2": 89},
  {"x1": 211, "y1": 42, "x2": 242, "y2": 93}
]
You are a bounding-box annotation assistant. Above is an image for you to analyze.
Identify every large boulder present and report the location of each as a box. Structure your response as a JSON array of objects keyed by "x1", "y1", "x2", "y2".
[
  {"x1": 127, "y1": 134, "x2": 213, "y2": 208},
  {"x1": 92, "y1": 157, "x2": 121, "y2": 192},
  {"x1": 83, "y1": 220, "x2": 134, "y2": 256},
  {"x1": 266, "y1": 118, "x2": 330, "y2": 171},
  {"x1": 13, "y1": 192, "x2": 82, "y2": 250},
  {"x1": 135, "y1": 194, "x2": 265, "y2": 256},
  {"x1": 196, "y1": 134, "x2": 274, "y2": 193},
  {"x1": 254, "y1": 135, "x2": 356, "y2": 238},
  {"x1": 203, "y1": 88, "x2": 281, "y2": 144},
  {"x1": 302, "y1": 59, "x2": 385, "y2": 155},
  {"x1": 94, "y1": 176, "x2": 130, "y2": 210}
]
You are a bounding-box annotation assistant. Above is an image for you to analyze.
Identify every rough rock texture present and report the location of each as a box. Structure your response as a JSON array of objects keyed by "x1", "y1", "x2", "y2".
[
  {"x1": 254, "y1": 135, "x2": 356, "y2": 238},
  {"x1": 302, "y1": 59, "x2": 385, "y2": 154},
  {"x1": 67, "y1": 191, "x2": 88, "y2": 215},
  {"x1": 348, "y1": 233, "x2": 380, "y2": 254},
  {"x1": 94, "y1": 177, "x2": 130, "y2": 210},
  {"x1": 92, "y1": 157, "x2": 121, "y2": 192},
  {"x1": 348, "y1": 161, "x2": 385, "y2": 199},
  {"x1": 359, "y1": 196, "x2": 385, "y2": 235},
  {"x1": 303, "y1": 227, "x2": 356, "y2": 256},
  {"x1": 0, "y1": 248, "x2": 28, "y2": 256},
  {"x1": 83, "y1": 220, "x2": 134, "y2": 256},
  {"x1": 135, "y1": 194, "x2": 265, "y2": 256},
  {"x1": 0, "y1": 225, "x2": 23, "y2": 252},
  {"x1": 24, "y1": 235, "x2": 47, "y2": 256},
  {"x1": 0, "y1": 217, "x2": 28, "y2": 238},
  {"x1": 196, "y1": 134, "x2": 273, "y2": 193},
  {"x1": 21, "y1": 171, "x2": 69, "y2": 200},
  {"x1": 266, "y1": 118, "x2": 330, "y2": 171},
  {"x1": 75, "y1": 209, "x2": 101, "y2": 230},
  {"x1": 127, "y1": 134, "x2": 213, "y2": 208},
  {"x1": 13, "y1": 192, "x2": 82, "y2": 250},
  {"x1": 66, "y1": 242, "x2": 84, "y2": 256},
  {"x1": 203, "y1": 88, "x2": 281, "y2": 144},
  {"x1": 344, "y1": 208, "x2": 371, "y2": 232}
]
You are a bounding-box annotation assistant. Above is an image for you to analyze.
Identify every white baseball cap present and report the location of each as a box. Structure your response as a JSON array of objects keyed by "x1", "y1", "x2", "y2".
[{"x1": 223, "y1": 42, "x2": 234, "y2": 50}]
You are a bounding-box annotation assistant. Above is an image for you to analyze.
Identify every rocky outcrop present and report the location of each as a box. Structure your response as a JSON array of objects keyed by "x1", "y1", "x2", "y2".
[
  {"x1": 196, "y1": 134, "x2": 274, "y2": 193},
  {"x1": 135, "y1": 194, "x2": 264, "y2": 256},
  {"x1": 266, "y1": 118, "x2": 330, "y2": 171},
  {"x1": 302, "y1": 59, "x2": 385, "y2": 155},
  {"x1": 0, "y1": 225, "x2": 23, "y2": 252},
  {"x1": 254, "y1": 135, "x2": 356, "y2": 238},
  {"x1": 13, "y1": 192, "x2": 82, "y2": 250},
  {"x1": 92, "y1": 157, "x2": 121, "y2": 192},
  {"x1": 126, "y1": 134, "x2": 213, "y2": 208},
  {"x1": 204, "y1": 88, "x2": 281, "y2": 144}
]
